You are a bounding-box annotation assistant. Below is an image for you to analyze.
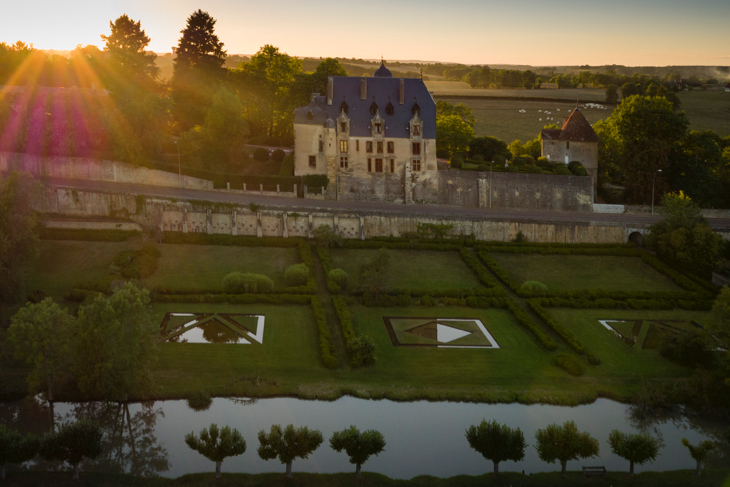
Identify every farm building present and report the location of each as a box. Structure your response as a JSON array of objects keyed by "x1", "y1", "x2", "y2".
[{"x1": 540, "y1": 107, "x2": 599, "y2": 189}]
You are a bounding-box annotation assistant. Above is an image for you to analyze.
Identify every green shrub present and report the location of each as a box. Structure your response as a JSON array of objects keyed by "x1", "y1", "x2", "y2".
[
  {"x1": 39, "y1": 228, "x2": 138, "y2": 241},
  {"x1": 271, "y1": 149, "x2": 286, "y2": 163},
  {"x1": 505, "y1": 165, "x2": 519, "y2": 173},
  {"x1": 574, "y1": 167, "x2": 589, "y2": 176},
  {"x1": 311, "y1": 296, "x2": 339, "y2": 369},
  {"x1": 284, "y1": 263, "x2": 309, "y2": 286},
  {"x1": 568, "y1": 161, "x2": 583, "y2": 172},
  {"x1": 659, "y1": 330, "x2": 715, "y2": 368},
  {"x1": 222, "y1": 272, "x2": 274, "y2": 294},
  {"x1": 537, "y1": 157, "x2": 552, "y2": 168},
  {"x1": 477, "y1": 164, "x2": 489, "y2": 172},
  {"x1": 347, "y1": 335, "x2": 376, "y2": 367},
  {"x1": 279, "y1": 155, "x2": 295, "y2": 176},
  {"x1": 187, "y1": 391, "x2": 212, "y2": 411},
  {"x1": 527, "y1": 300, "x2": 586, "y2": 354},
  {"x1": 511, "y1": 157, "x2": 528, "y2": 167},
  {"x1": 396, "y1": 294, "x2": 411, "y2": 306},
  {"x1": 524, "y1": 165, "x2": 543, "y2": 174},
  {"x1": 303, "y1": 174, "x2": 329, "y2": 189},
  {"x1": 521, "y1": 281, "x2": 547, "y2": 292},
  {"x1": 421, "y1": 295, "x2": 436, "y2": 306},
  {"x1": 472, "y1": 154, "x2": 484, "y2": 162},
  {"x1": 552, "y1": 353, "x2": 585, "y2": 376},
  {"x1": 328, "y1": 268, "x2": 349, "y2": 290},
  {"x1": 450, "y1": 158, "x2": 463, "y2": 169},
  {"x1": 27, "y1": 289, "x2": 46, "y2": 304},
  {"x1": 587, "y1": 353, "x2": 601, "y2": 365},
  {"x1": 556, "y1": 167, "x2": 572, "y2": 176},
  {"x1": 253, "y1": 148, "x2": 269, "y2": 162},
  {"x1": 506, "y1": 300, "x2": 557, "y2": 351}
]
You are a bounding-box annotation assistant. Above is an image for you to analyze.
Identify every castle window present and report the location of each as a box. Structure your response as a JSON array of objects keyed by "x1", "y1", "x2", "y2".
[
  {"x1": 390, "y1": 159, "x2": 395, "y2": 173},
  {"x1": 375, "y1": 158, "x2": 383, "y2": 173},
  {"x1": 566, "y1": 141, "x2": 570, "y2": 149},
  {"x1": 356, "y1": 140, "x2": 359, "y2": 151},
  {"x1": 366, "y1": 141, "x2": 373, "y2": 153},
  {"x1": 340, "y1": 156, "x2": 348, "y2": 168},
  {"x1": 374, "y1": 123, "x2": 382, "y2": 134},
  {"x1": 340, "y1": 122, "x2": 347, "y2": 132},
  {"x1": 412, "y1": 125, "x2": 421, "y2": 136},
  {"x1": 413, "y1": 159, "x2": 421, "y2": 171},
  {"x1": 306, "y1": 111, "x2": 314, "y2": 122},
  {"x1": 367, "y1": 158, "x2": 372, "y2": 172},
  {"x1": 387, "y1": 141, "x2": 394, "y2": 154},
  {"x1": 412, "y1": 142, "x2": 421, "y2": 155},
  {"x1": 319, "y1": 139, "x2": 324, "y2": 152},
  {"x1": 339, "y1": 140, "x2": 348, "y2": 153},
  {"x1": 370, "y1": 102, "x2": 378, "y2": 116},
  {"x1": 386, "y1": 102, "x2": 394, "y2": 116},
  {"x1": 340, "y1": 100, "x2": 348, "y2": 114},
  {"x1": 309, "y1": 155, "x2": 316, "y2": 168},
  {"x1": 377, "y1": 141, "x2": 383, "y2": 153}
]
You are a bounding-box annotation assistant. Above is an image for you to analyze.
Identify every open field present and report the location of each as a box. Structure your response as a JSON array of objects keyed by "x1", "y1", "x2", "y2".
[
  {"x1": 329, "y1": 249, "x2": 484, "y2": 292},
  {"x1": 425, "y1": 82, "x2": 608, "y2": 101},
  {"x1": 677, "y1": 91, "x2": 730, "y2": 137},
  {"x1": 146, "y1": 244, "x2": 300, "y2": 290},
  {"x1": 487, "y1": 254, "x2": 684, "y2": 292}
]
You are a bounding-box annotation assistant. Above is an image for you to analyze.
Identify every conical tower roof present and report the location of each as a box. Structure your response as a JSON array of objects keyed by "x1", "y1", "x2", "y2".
[{"x1": 557, "y1": 107, "x2": 599, "y2": 142}]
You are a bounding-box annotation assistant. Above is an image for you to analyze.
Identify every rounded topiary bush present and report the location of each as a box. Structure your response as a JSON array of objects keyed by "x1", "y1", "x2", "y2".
[
  {"x1": 552, "y1": 353, "x2": 585, "y2": 376},
  {"x1": 521, "y1": 281, "x2": 547, "y2": 292},
  {"x1": 568, "y1": 160, "x2": 583, "y2": 171},
  {"x1": 222, "y1": 272, "x2": 274, "y2": 294},
  {"x1": 505, "y1": 165, "x2": 519, "y2": 173},
  {"x1": 537, "y1": 156, "x2": 552, "y2": 169},
  {"x1": 271, "y1": 149, "x2": 286, "y2": 163},
  {"x1": 253, "y1": 148, "x2": 269, "y2": 162},
  {"x1": 187, "y1": 390, "x2": 212, "y2": 411},
  {"x1": 471, "y1": 154, "x2": 484, "y2": 162},
  {"x1": 421, "y1": 295, "x2": 436, "y2": 307},
  {"x1": 574, "y1": 167, "x2": 589, "y2": 176},
  {"x1": 524, "y1": 165, "x2": 543, "y2": 174},
  {"x1": 556, "y1": 167, "x2": 572, "y2": 176},
  {"x1": 477, "y1": 164, "x2": 489, "y2": 171},
  {"x1": 328, "y1": 268, "x2": 349, "y2": 290},
  {"x1": 450, "y1": 157, "x2": 463, "y2": 169},
  {"x1": 284, "y1": 263, "x2": 309, "y2": 286},
  {"x1": 511, "y1": 156, "x2": 528, "y2": 167}
]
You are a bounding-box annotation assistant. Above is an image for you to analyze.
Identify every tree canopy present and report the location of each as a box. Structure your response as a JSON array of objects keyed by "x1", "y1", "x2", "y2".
[
  {"x1": 466, "y1": 420, "x2": 527, "y2": 476},
  {"x1": 534, "y1": 421, "x2": 599, "y2": 477},
  {"x1": 257, "y1": 424, "x2": 323, "y2": 478},
  {"x1": 329, "y1": 426, "x2": 386, "y2": 478},
  {"x1": 39, "y1": 419, "x2": 103, "y2": 480},
  {"x1": 101, "y1": 14, "x2": 159, "y2": 86},
  {"x1": 681, "y1": 438, "x2": 715, "y2": 476},
  {"x1": 185, "y1": 423, "x2": 246, "y2": 479},
  {"x1": 0, "y1": 426, "x2": 39, "y2": 481},
  {"x1": 607, "y1": 430, "x2": 660, "y2": 476},
  {"x1": 436, "y1": 114, "x2": 475, "y2": 159}
]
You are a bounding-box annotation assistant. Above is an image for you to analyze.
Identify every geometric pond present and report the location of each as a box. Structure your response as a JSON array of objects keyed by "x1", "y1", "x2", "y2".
[
  {"x1": 160, "y1": 312, "x2": 265, "y2": 344},
  {"x1": 383, "y1": 317, "x2": 500, "y2": 349}
]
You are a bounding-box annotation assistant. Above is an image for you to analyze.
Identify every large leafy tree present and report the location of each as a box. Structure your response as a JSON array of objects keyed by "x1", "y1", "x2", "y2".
[
  {"x1": 7, "y1": 298, "x2": 76, "y2": 401},
  {"x1": 39, "y1": 419, "x2": 103, "y2": 480},
  {"x1": 74, "y1": 282, "x2": 158, "y2": 401},
  {"x1": 101, "y1": 14, "x2": 159, "y2": 87},
  {"x1": 329, "y1": 426, "x2": 386, "y2": 478},
  {"x1": 257, "y1": 424, "x2": 323, "y2": 479},
  {"x1": 465, "y1": 420, "x2": 526, "y2": 476},
  {"x1": 0, "y1": 426, "x2": 39, "y2": 480},
  {"x1": 468, "y1": 136, "x2": 509, "y2": 161},
  {"x1": 185, "y1": 424, "x2": 246, "y2": 479},
  {"x1": 436, "y1": 114, "x2": 475, "y2": 158},
  {"x1": 172, "y1": 9, "x2": 227, "y2": 132},
  {"x1": 611, "y1": 95, "x2": 688, "y2": 204},
  {"x1": 669, "y1": 130, "x2": 726, "y2": 208},
  {"x1": 644, "y1": 192, "x2": 725, "y2": 277},
  {"x1": 0, "y1": 172, "x2": 40, "y2": 303},
  {"x1": 534, "y1": 421, "x2": 599, "y2": 477},
  {"x1": 607, "y1": 430, "x2": 660, "y2": 476}
]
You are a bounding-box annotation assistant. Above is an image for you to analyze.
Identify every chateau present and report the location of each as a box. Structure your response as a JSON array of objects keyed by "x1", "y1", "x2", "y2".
[{"x1": 293, "y1": 62, "x2": 437, "y2": 203}]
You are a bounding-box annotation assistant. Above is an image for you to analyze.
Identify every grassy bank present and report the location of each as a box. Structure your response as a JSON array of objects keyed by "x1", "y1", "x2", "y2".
[{"x1": 3, "y1": 470, "x2": 729, "y2": 487}]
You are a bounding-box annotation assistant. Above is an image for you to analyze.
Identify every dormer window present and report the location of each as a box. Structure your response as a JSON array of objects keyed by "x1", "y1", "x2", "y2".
[
  {"x1": 340, "y1": 122, "x2": 347, "y2": 132},
  {"x1": 386, "y1": 102, "x2": 394, "y2": 116},
  {"x1": 412, "y1": 125, "x2": 421, "y2": 136},
  {"x1": 306, "y1": 111, "x2": 314, "y2": 123},
  {"x1": 340, "y1": 100, "x2": 349, "y2": 115},
  {"x1": 370, "y1": 102, "x2": 378, "y2": 116},
  {"x1": 374, "y1": 123, "x2": 382, "y2": 134}
]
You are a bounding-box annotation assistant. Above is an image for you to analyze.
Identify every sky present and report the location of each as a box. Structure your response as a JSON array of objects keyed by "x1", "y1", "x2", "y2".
[{"x1": 3, "y1": 0, "x2": 729, "y2": 66}]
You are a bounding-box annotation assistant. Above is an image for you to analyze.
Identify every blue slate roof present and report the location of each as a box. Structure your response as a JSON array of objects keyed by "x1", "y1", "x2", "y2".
[{"x1": 294, "y1": 76, "x2": 436, "y2": 139}]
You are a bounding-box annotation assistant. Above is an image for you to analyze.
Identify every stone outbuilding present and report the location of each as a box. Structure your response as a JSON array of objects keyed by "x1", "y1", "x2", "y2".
[
  {"x1": 540, "y1": 107, "x2": 599, "y2": 191},
  {"x1": 293, "y1": 62, "x2": 437, "y2": 203}
]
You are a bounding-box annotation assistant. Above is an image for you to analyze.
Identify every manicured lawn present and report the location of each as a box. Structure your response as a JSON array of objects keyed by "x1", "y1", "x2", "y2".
[
  {"x1": 27, "y1": 240, "x2": 133, "y2": 297},
  {"x1": 329, "y1": 249, "x2": 483, "y2": 292},
  {"x1": 145, "y1": 244, "x2": 300, "y2": 290},
  {"x1": 488, "y1": 254, "x2": 684, "y2": 292},
  {"x1": 548, "y1": 308, "x2": 707, "y2": 379}
]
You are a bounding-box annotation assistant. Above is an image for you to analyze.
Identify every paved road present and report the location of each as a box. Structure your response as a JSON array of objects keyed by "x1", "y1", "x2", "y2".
[{"x1": 42, "y1": 176, "x2": 730, "y2": 229}]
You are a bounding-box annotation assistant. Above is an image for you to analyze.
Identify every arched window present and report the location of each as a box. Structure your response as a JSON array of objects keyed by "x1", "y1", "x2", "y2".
[
  {"x1": 306, "y1": 110, "x2": 314, "y2": 122},
  {"x1": 411, "y1": 102, "x2": 420, "y2": 116},
  {"x1": 386, "y1": 102, "x2": 394, "y2": 116},
  {"x1": 340, "y1": 100, "x2": 349, "y2": 115},
  {"x1": 370, "y1": 102, "x2": 378, "y2": 116}
]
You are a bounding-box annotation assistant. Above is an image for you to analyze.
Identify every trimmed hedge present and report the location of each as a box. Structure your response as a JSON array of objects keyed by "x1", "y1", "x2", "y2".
[
  {"x1": 329, "y1": 269, "x2": 349, "y2": 291},
  {"x1": 311, "y1": 296, "x2": 339, "y2": 369},
  {"x1": 477, "y1": 245, "x2": 642, "y2": 256},
  {"x1": 506, "y1": 300, "x2": 557, "y2": 351},
  {"x1": 527, "y1": 300, "x2": 586, "y2": 355},
  {"x1": 352, "y1": 286, "x2": 505, "y2": 299},
  {"x1": 458, "y1": 247, "x2": 499, "y2": 287},
  {"x1": 162, "y1": 232, "x2": 302, "y2": 248},
  {"x1": 40, "y1": 228, "x2": 139, "y2": 241},
  {"x1": 222, "y1": 272, "x2": 275, "y2": 294},
  {"x1": 316, "y1": 245, "x2": 342, "y2": 294},
  {"x1": 152, "y1": 293, "x2": 311, "y2": 304},
  {"x1": 530, "y1": 296, "x2": 713, "y2": 311},
  {"x1": 521, "y1": 281, "x2": 547, "y2": 293},
  {"x1": 639, "y1": 253, "x2": 709, "y2": 295},
  {"x1": 332, "y1": 295, "x2": 365, "y2": 367},
  {"x1": 284, "y1": 263, "x2": 309, "y2": 287},
  {"x1": 341, "y1": 240, "x2": 462, "y2": 251},
  {"x1": 552, "y1": 353, "x2": 585, "y2": 376}
]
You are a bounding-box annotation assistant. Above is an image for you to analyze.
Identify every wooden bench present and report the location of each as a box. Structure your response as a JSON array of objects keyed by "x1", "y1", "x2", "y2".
[{"x1": 582, "y1": 466, "x2": 607, "y2": 477}]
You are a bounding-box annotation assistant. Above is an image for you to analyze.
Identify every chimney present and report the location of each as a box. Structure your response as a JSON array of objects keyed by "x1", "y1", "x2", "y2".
[
  {"x1": 327, "y1": 77, "x2": 333, "y2": 105},
  {"x1": 399, "y1": 79, "x2": 404, "y2": 104},
  {"x1": 360, "y1": 78, "x2": 367, "y2": 100}
]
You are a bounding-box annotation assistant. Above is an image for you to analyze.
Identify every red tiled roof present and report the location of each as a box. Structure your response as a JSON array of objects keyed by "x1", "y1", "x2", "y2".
[
  {"x1": 540, "y1": 129, "x2": 562, "y2": 140},
  {"x1": 558, "y1": 108, "x2": 599, "y2": 142}
]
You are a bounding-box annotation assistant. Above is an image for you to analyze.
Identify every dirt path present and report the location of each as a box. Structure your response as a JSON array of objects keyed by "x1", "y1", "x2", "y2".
[{"x1": 311, "y1": 244, "x2": 349, "y2": 367}]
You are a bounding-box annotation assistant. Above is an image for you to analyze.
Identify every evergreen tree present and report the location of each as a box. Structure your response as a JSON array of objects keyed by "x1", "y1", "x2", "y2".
[
  {"x1": 101, "y1": 14, "x2": 159, "y2": 86},
  {"x1": 172, "y1": 9, "x2": 227, "y2": 132},
  {"x1": 185, "y1": 424, "x2": 246, "y2": 479}
]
